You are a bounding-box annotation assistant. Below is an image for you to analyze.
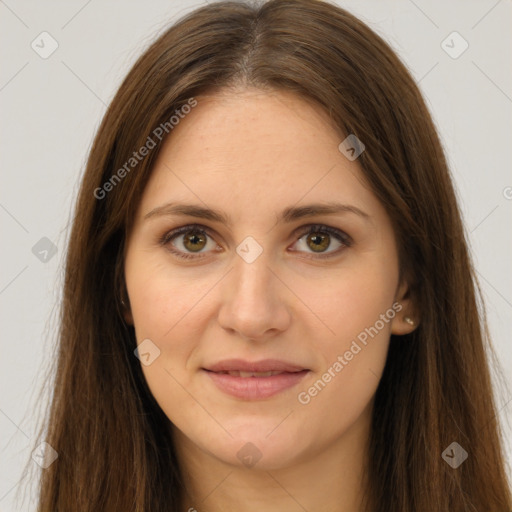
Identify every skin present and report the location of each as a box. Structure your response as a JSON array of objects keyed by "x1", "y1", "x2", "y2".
[{"x1": 124, "y1": 87, "x2": 417, "y2": 512}]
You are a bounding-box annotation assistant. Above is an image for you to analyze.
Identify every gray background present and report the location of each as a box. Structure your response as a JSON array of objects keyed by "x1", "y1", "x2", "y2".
[{"x1": 1, "y1": 0, "x2": 511, "y2": 509}]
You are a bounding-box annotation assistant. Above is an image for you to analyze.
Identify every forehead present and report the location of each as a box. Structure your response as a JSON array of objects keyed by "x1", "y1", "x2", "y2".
[
  {"x1": 136, "y1": 88, "x2": 383, "y2": 225},
  {"x1": 165, "y1": 88, "x2": 345, "y2": 163}
]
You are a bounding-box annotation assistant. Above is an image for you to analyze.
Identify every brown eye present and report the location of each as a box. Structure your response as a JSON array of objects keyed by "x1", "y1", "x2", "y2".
[
  {"x1": 291, "y1": 224, "x2": 351, "y2": 259},
  {"x1": 161, "y1": 223, "x2": 351, "y2": 261},
  {"x1": 161, "y1": 225, "x2": 217, "y2": 260},
  {"x1": 182, "y1": 231, "x2": 207, "y2": 252},
  {"x1": 305, "y1": 232, "x2": 331, "y2": 252}
]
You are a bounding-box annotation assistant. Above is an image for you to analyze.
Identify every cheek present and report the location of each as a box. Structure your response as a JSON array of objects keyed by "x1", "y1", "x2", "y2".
[
  {"x1": 125, "y1": 259, "x2": 211, "y2": 423},
  {"x1": 126, "y1": 251, "x2": 205, "y2": 339},
  {"x1": 124, "y1": 253, "x2": 202, "y2": 396},
  {"x1": 294, "y1": 257, "x2": 397, "y2": 414},
  {"x1": 297, "y1": 254, "x2": 398, "y2": 347}
]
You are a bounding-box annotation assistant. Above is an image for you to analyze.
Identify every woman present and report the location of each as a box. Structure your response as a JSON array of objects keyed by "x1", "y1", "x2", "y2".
[{"x1": 32, "y1": 0, "x2": 511, "y2": 510}]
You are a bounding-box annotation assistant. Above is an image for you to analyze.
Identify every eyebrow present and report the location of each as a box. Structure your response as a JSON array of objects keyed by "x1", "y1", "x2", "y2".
[{"x1": 144, "y1": 201, "x2": 370, "y2": 225}]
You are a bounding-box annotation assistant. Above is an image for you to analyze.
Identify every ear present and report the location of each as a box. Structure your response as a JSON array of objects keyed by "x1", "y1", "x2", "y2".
[
  {"x1": 119, "y1": 282, "x2": 134, "y2": 325},
  {"x1": 390, "y1": 279, "x2": 419, "y2": 335},
  {"x1": 123, "y1": 303, "x2": 134, "y2": 325}
]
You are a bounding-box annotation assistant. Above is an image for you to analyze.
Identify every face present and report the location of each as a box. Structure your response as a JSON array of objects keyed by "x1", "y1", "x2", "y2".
[{"x1": 124, "y1": 88, "x2": 415, "y2": 471}]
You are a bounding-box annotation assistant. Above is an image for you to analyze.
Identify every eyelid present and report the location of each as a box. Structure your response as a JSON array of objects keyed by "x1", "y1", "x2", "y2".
[
  {"x1": 159, "y1": 222, "x2": 352, "y2": 260},
  {"x1": 160, "y1": 223, "x2": 213, "y2": 245},
  {"x1": 292, "y1": 223, "x2": 352, "y2": 244}
]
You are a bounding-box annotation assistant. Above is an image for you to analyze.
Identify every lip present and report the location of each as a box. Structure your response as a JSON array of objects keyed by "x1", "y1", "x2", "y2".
[
  {"x1": 204, "y1": 358, "x2": 308, "y2": 373},
  {"x1": 202, "y1": 359, "x2": 310, "y2": 400}
]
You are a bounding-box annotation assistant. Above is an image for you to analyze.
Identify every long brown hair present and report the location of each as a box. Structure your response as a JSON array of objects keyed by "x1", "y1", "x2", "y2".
[{"x1": 29, "y1": 0, "x2": 511, "y2": 510}]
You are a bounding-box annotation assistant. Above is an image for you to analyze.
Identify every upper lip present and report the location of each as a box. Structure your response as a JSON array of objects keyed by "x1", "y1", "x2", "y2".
[{"x1": 203, "y1": 359, "x2": 308, "y2": 373}]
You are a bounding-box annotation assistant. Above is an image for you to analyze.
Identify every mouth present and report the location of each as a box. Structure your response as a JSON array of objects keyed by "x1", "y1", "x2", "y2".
[
  {"x1": 202, "y1": 361, "x2": 310, "y2": 400},
  {"x1": 207, "y1": 369, "x2": 300, "y2": 377},
  {"x1": 204, "y1": 358, "x2": 308, "y2": 374}
]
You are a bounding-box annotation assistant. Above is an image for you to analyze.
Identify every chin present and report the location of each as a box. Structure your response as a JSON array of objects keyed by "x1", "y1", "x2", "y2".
[{"x1": 208, "y1": 425, "x2": 305, "y2": 471}]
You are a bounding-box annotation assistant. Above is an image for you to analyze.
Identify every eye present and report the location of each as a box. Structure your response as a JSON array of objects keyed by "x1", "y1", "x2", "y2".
[
  {"x1": 160, "y1": 224, "x2": 219, "y2": 260},
  {"x1": 290, "y1": 224, "x2": 351, "y2": 259},
  {"x1": 160, "y1": 223, "x2": 351, "y2": 261}
]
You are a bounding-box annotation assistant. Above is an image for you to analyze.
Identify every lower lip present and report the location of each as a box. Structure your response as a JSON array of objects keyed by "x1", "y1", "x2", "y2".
[{"x1": 203, "y1": 369, "x2": 310, "y2": 400}]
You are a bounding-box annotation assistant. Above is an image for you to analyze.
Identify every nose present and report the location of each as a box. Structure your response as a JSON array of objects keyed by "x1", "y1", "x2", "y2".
[{"x1": 217, "y1": 250, "x2": 292, "y2": 342}]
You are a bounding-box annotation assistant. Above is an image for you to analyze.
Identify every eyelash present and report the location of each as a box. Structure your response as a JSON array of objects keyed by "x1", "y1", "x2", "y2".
[{"x1": 159, "y1": 223, "x2": 352, "y2": 261}]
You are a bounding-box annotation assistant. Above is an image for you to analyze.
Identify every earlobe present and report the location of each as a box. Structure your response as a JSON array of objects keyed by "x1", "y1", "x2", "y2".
[
  {"x1": 404, "y1": 316, "x2": 415, "y2": 326},
  {"x1": 123, "y1": 305, "x2": 134, "y2": 325},
  {"x1": 120, "y1": 289, "x2": 134, "y2": 325},
  {"x1": 391, "y1": 306, "x2": 419, "y2": 335},
  {"x1": 391, "y1": 313, "x2": 418, "y2": 335}
]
